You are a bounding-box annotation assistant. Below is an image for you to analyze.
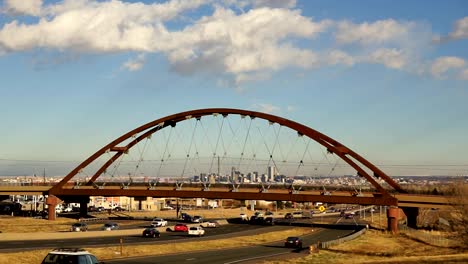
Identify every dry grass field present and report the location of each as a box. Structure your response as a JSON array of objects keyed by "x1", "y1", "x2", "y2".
[{"x1": 260, "y1": 229, "x2": 468, "y2": 264}]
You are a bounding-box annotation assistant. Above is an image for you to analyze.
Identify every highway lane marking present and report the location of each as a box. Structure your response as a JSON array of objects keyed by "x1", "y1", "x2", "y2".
[
  {"x1": 223, "y1": 252, "x2": 289, "y2": 264},
  {"x1": 186, "y1": 258, "x2": 196, "y2": 261}
]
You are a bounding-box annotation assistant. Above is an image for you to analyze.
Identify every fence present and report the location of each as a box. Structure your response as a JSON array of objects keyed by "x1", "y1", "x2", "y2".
[
  {"x1": 79, "y1": 217, "x2": 108, "y2": 222},
  {"x1": 319, "y1": 226, "x2": 367, "y2": 249},
  {"x1": 398, "y1": 224, "x2": 456, "y2": 247}
]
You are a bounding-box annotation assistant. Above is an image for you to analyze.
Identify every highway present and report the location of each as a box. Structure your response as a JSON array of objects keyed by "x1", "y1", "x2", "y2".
[
  {"x1": 106, "y1": 228, "x2": 356, "y2": 264},
  {"x1": 0, "y1": 224, "x2": 291, "y2": 252}
]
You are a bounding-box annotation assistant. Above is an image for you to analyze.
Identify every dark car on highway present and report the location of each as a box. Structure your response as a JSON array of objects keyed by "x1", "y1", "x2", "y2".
[
  {"x1": 142, "y1": 227, "x2": 160, "y2": 238},
  {"x1": 181, "y1": 213, "x2": 193, "y2": 222},
  {"x1": 285, "y1": 237, "x2": 303, "y2": 248}
]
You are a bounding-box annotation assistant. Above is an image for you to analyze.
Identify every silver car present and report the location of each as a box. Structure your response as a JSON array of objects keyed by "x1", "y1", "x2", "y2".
[
  {"x1": 101, "y1": 222, "x2": 119, "y2": 231},
  {"x1": 70, "y1": 223, "x2": 88, "y2": 232}
]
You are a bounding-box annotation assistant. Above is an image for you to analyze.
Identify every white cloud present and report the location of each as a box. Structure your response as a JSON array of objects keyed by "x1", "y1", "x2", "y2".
[
  {"x1": 431, "y1": 56, "x2": 465, "y2": 79},
  {"x1": 251, "y1": 0, "x2": 296, "y2": 9},
  {"x1": 253, "y1": 103, "x2": 280, "y2": 114},
  {"x1": 0, "y1": 0, "x2": 208, "y2": 52},
  {"x1": 286, "y1": 105, "x2": 296, "y2": 112},
  {"x1": 165, "y1": 7, "x2": 327, "y2": 80},
  {"x1": 336, "y1": 19, "x2": 414, "y2": 45},
  {"x1": 0, "y1": 1, "x2": 465, "y2": 84},
  {"x1": 459, "y1": 68, "x2": 468, "y2": 80},
  {"x1": 223, "y1": 0, "x2": 296, "y2": 10},
  {"x1": 449, "y1": 17, "x2": 468, "y2": 40},
  {"x1": 122, "y1": 53, "x2": 146, "y2": 71},
  {"x1": 367, "y1": 48, "x2": 407, "y2": 69},
  {"x1": 327, "y1": 50, "x2": 355, "y2": 66},
  {"x1": 3, "y1": 0, "x2": 43, "y2": 16},
  {"x1": 0, "y1": 2, "x2": 328, "y2": 84}
]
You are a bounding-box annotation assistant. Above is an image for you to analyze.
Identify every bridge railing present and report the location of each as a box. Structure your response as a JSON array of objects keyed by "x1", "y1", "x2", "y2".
[
  {"x1": 78, "y1": 217, "x2": 109, "y2": 222},
  {"x1": 319, "y1": 225, "x2": 367, "y2": 249}
]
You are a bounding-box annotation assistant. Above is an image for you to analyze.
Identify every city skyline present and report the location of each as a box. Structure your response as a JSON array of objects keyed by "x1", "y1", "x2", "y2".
[{"x1": 1, "y1": 0, "x2": 467, "y2": 177}]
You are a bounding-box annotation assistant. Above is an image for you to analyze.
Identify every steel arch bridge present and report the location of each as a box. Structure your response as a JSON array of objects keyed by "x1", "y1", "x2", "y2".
[{"x1": 46, "y1": 108, "x2": 408, "y2": 231}]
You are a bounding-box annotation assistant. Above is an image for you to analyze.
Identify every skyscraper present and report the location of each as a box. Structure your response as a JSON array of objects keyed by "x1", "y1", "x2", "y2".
[{"x1": 267, "y1": 166, "x2": 276, "y2": 182}]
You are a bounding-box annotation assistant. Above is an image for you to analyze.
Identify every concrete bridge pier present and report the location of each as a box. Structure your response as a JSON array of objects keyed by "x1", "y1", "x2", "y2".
[
  {"x1": 402, "y1": 207, "x2": 419, "y2": 229},
  {"x1": 387, "y1": 206, "x2": 400, "y2": 234},
  {"x1": 46, "y1": 195, "x2": 60, "y2": 221},
  {"x1": 79, "y1": 198, "x2": 90, "y2": 218},
  {"x1": 135, "y1": 197, "x2": 146, "y2": 210}
]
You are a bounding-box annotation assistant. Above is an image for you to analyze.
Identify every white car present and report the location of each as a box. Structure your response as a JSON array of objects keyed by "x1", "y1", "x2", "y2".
[
  {"x1": 41, "y1": 248, "x2": 100, "y2": 264},
  {"x1": 151, "y1": 218, "x2": 168, "y2": 227},
  {"x1": 240, "y1": 213, "x2": 249, "y2": 221},
  {"x1": 188, "y1": 226, "x2": 205, "y2": 236},
  {"x1": 201, "y1": 221, "x2": 218, "y2": 228}
]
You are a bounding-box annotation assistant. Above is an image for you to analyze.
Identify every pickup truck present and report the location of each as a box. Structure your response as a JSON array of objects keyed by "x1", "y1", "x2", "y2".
[
  {"x1": 151, "y1": 218, "x2": 168, "y2": 227},
  {"x1": 188, "y1": 226, "x2": 205, "y2": 236}
]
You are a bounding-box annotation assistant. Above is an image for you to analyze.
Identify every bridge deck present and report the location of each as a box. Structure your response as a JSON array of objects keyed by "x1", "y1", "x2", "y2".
[{"x1": 0, "y1": 185, "x2": 454, "y2": 209}]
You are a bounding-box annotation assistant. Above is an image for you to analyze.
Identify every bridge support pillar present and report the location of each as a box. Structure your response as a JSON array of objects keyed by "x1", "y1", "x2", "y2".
[
  {"x1": 79, "y1": 199, "x2": 89, "y2": 218},
  {"x1": 387, "y1": 206, "x2": 399, "y2": 234},
  {"x1": 46, "y1": 195, "x2": 60, "y2": 221},
  {"x1": 402, "y1": 207, "x2": 419, "y2": 229},
  {"x1": 134, "y1": 197, "x2": 146, "y2": 211}
]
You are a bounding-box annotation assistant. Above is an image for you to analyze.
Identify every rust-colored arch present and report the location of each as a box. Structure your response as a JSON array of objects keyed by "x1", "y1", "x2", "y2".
[{"x1": 49, "y1": 108, "x2": 405, "y2": 196}]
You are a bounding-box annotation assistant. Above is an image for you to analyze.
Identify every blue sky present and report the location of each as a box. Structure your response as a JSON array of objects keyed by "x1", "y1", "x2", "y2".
[{"x1": 0, "y1": 0, "x2": 467, "y2": 177}]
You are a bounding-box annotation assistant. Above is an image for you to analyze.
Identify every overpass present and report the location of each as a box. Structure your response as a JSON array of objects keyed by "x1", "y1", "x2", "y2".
[
  {"x1": 1, "y1": 108, "x2": 458, "y2": 233},
  {"x1": 0, "y1": 183, "x2": 453, "y2": 209}
]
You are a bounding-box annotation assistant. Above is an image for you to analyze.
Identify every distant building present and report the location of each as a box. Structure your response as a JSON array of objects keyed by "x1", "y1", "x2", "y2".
[{"x1": 267, "y1": 166, "x2": 276, "y2": 182}]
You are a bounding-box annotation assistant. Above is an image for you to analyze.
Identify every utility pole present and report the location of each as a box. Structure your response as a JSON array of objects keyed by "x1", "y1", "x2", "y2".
[
  {"x1": 43, "y1": 168, "x2": 46, "y2": 185},
  {"x1": 217, "y1": 156, "x2": 220, "y2": 177}
]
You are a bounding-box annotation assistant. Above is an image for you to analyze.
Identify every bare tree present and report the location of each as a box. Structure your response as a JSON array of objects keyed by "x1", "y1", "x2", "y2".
[{"x1": 450, "y1": 181, "x2": 468, "y2": 248}]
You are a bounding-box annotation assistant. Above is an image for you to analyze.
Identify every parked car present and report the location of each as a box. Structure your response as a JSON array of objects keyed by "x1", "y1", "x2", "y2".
[
  {"x1": 254, "y1": 211, "x2": 264, "y2": 217},
  {"x1": 192, "y1": 215, "x2": 203, "y2": 223},
  {"x1": 284, "y1": 213, "x2": 293, "y2": 219},
  {"x1": 151, "y1": 218, "x2": 168, "y2": 227},
  {"x1": 113, "y1": 206, "x2": 125, "y2": 212},
  {"x1": 284, "y1": 237, "x2": 303, "y2": 248},
  {"x1": 70, "y1": 222, "x2": 88, "y2": 232},
  {"x1": 345, "y1": 213, "x2": 354, "y2": 219},
  {"x1": 264, "y1": 216, "x2": 275, "y2": 225},
  {"x1": 292, "y1": 211, "x2": 303, "y2": 218},
  {"x1": 174, "y1": 223, "x2": 189, "y2": 232},
  {"x1": 142, "y1": 227, "x2": 160, "y2": 238},
  {"x1": 240, "y1": 213, "x2": 249, "y2": 221},
  {"x1": 101, "y1": 222, "x2": 119, "y2": 231},
  {"x1": 249, "y1": 216, "x2": 265, "y2": 225},
  {"x1": 62, "y1": 207, "x2": 73, "y2": 213},
  {"x1": 162, "y1": 205, "x2": 174, "y2": 210},
  {"x1": 41, "y1": 248, "x2": 103, "y2": 264},
  {"x1": 181, "y1": 213, "x2": 192, "y2": 222},
  {"x1": 188, "y1": 226, "x2": 205, "y2": 236}
]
